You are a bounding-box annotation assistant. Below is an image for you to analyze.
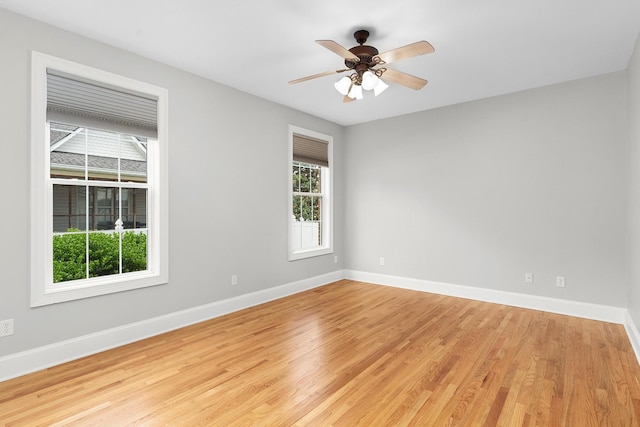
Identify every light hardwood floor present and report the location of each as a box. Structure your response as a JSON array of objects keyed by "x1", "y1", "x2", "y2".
[{"x1": 2, "y1": 280, "x2": 640, "y2": 426}]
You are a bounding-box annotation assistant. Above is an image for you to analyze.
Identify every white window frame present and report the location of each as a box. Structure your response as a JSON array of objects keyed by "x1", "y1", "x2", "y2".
[
  {"x1": 30, "y1": 51, "x2": 169, "y2": 307},
  {"x1": 288, "y1": 125, "x2": 333, "y2": 261}
]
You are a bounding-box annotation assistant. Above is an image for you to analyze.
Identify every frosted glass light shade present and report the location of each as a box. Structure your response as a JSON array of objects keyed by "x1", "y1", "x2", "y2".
[
  {"x1": 373, "y1": 79, "x2": 389, "y2": 96},
  {"x1": 334, "y1": 76, "x2": 352, "y2": 95},
  {"x1": 348, "y1": 84, "x2": 363, "y2": 100},
  {"x1": 361, "y1": 71, "x2": 379, "y2": 90}
]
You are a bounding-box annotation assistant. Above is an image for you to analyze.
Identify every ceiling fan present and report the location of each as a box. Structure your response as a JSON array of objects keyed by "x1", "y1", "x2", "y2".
[{"x1": 289, "y1": 30, "x2": 434, "y2": 102}]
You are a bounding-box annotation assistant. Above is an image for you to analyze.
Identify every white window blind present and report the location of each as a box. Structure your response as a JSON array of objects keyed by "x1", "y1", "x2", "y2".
[
  {"x1": 293, "y1": 132, "x2": 329, "y2": 167},
  {"x1": 46, "y1": 71, "x2": 158, "y2": 138}
]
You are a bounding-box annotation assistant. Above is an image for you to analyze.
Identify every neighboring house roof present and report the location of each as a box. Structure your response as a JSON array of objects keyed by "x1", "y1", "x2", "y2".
[{"x1": 50, "y1": 152, "x2": 146, "y2": 175}]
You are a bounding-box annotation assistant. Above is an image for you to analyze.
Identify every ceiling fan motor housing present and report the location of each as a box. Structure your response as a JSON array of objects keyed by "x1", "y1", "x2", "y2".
[{"x1": 345, "y1": 30, "x2": 379, "y2": 81}]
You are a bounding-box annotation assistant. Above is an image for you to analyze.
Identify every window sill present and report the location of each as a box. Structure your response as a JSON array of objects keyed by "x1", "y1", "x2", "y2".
[
  {"x1": 288, "y1": 246, "x2": 333, "y2": 261},
  {"x1": 31, "y1": 271, "x2": 167, "y2": 307}
]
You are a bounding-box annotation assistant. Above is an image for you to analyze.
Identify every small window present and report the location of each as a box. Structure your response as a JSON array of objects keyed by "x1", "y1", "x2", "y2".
[
  {"x1": 288, "y1": 126, "x2": 333, "y2": 260},
  {"x1": 31, "y1": 52, "x2": 168, "y2": 306}
]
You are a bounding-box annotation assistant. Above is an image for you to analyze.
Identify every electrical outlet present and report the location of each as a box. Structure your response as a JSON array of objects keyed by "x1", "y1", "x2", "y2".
[
  {"x1": 556, "y1": 276, "x2": 566, "y2": 287},
  {"x1": 334, "y1": 255, "x2": 338, "y2": 264},
  {"x1": 379, "y1": 257, "x2": 385, "y2": 266},
  {"x1": 231, "y1": 275, "x2": 238, "y2": 286},
  {"x1": 0, "y1": 319, "x2": 14, "y2": 337},
  {"x1": 525, "y1": 273, "x2": 533, "y2": 284}
]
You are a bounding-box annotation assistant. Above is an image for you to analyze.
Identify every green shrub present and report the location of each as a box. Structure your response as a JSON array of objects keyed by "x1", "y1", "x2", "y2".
[
  {"x1": 121, "y1": 231, "x2": 148, "y2": 273},
  {"x1": 52, "y1": 229, "x2": 87, "y2": 283},
  {"x1": 53, "y1": 229, "x2": 147, "y2": 283}
]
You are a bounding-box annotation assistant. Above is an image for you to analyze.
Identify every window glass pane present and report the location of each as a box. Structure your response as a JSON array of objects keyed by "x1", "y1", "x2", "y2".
[
  {"x1": 87, "y1": 129, "x2": 120, "y2": 181},
  {"x1": 292, "y1": 163, "x2": 301, "y2": 192},
  {"x1": 121, "y1": 230, "x2": 147, "y2": 274},
  {"x1": 310, "y1": 167, "x2": 321, "y2": 193},
  {"x1": 123, "y1": 138, "x2": 147, "y2": 184},
  {"x1": 299, "y1": 164, "x2": 311, "y2": 193},
  {"x1": 316, "y1": 219, "x2": 323, "y2": 246},
  {"x1": 89, "y1": 187, "x2": 116, "y2": 230},
  {"x1": 50, "y1": 124, "x2": 86, "y2": 179},
  {"x1": 119, "y1": 188, "x2": 148, "y2": 229},
  {"x1": 88, "y1": 231, "x2": 120, "y2": 277},
  {"x1": 292, "y1": 195, "x2": 322, "y2": 250},
  {"x1": 53, "y1": 184, "x2": 87, "y2": 232},
  {"x1": 53, "y1": 230, "x2": 87, "y2": 283},
  {"x1": 312, "y1": 197, "x2": 321, "y2": 222}
]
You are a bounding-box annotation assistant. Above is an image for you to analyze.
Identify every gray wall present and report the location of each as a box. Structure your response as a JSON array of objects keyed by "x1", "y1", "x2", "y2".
[
  {"x1": 0, "y1": 8, "x2": 344, "y2": 356},
  {"x1": 344, "y1": 72, "x2": 629, "y2": 307},
  {"x1": 629, "y1": 34, "x2": 640, "y2": 324}
]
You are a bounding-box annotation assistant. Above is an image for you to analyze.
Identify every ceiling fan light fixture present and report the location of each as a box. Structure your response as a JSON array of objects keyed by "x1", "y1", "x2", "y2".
[
  {"x1": 334, "y1": 76, "x2": 352, "y2": 95},
  {"x1": 361, "y1": 71, "x2": 379, "y2": 91},
  {"x1": 348, "y1": 83, "x2": 363, "y2": 100},
  {"x1": 373, "y1": 79, "x2": 389, "y2": 96},
  {"x1": 290, "y1": 30, "x2": 433, "y2": 103}
]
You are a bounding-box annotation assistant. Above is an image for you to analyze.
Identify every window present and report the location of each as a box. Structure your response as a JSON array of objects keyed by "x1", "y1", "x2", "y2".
[
  {"x1": 288, "y1": 126, "x2": 333, "y2": 260},
  {"x1": 31, "y1": 52, "x2": 168, "y2": 306}
]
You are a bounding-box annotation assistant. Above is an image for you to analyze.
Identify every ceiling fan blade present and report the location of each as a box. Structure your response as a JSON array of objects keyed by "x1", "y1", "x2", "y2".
[
  {"x1": 316, "y1": 40, "x2": 359, "y2": 62},
  {"x1": 288, "y1": 69, "x2": 348, "y2": 84},
  {"x1": 381, "y1": 68, "x2": 428, "y2": 90},
  {"x1": 343, "y1": 95, "x2": 355, "y2": 103},
  {"x1": 376, "y1": 41, "x2": 434, "y2": 64}
]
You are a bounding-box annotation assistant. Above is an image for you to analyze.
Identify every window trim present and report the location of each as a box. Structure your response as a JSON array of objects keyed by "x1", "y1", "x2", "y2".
[
  {"x1": 30, "y1": 51, "x2": 169, "y2": 307},
  {"x1": 288, "y1": 125, "x2": 333, "y2": 261}
]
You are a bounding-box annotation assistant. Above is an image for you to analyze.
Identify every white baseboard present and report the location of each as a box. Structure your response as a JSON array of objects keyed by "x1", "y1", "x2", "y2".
[
  {"x1": 345, "y1": 270, "x2": 627, "y2": 324},
  {"x1": 624, "y1": 311, "x2": 640, "y2": 363},
  {"x1": 0, "y1": 270, "x2": 344, "y2": 383}
]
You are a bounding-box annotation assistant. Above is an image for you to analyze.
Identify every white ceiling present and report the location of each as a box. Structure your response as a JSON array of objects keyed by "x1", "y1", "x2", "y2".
[{"x1": 2, "y1": 0, "x2": 639, "y2": 126}]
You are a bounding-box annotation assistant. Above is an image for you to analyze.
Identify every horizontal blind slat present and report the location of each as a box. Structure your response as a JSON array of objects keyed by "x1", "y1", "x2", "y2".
[{"x1": 46, "y1": 73, "x2": 158, "y2": 139}]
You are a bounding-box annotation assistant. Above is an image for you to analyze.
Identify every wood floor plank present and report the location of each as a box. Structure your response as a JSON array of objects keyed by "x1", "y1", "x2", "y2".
[{"x1": 1, "y1": 280, "x2": 640, "y2": 426}]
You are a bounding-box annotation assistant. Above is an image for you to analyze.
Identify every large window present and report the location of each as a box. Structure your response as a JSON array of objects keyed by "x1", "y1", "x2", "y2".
[
  {"x1": 31, "y1": 52, "x2": 168, "y2": 306},
  {"x1": 288, "y1": 126, "x2": 333, "y2": 260}
]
